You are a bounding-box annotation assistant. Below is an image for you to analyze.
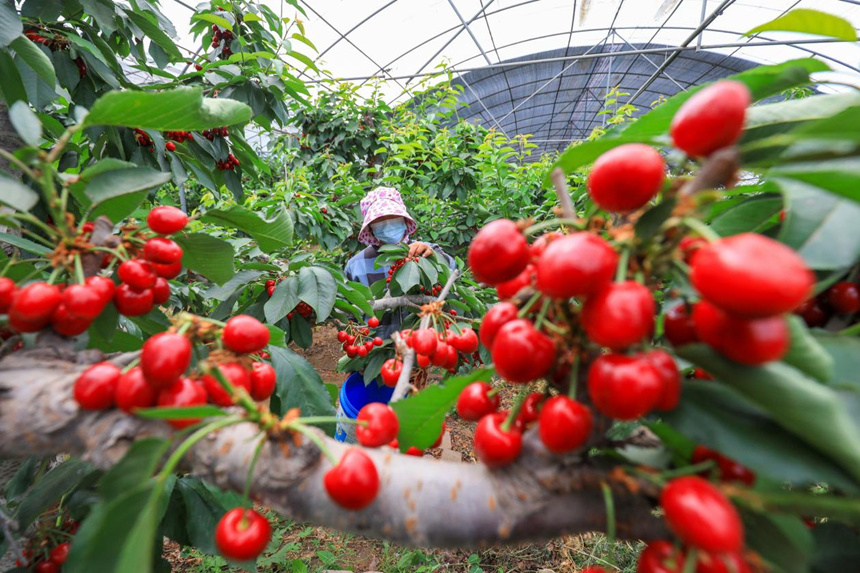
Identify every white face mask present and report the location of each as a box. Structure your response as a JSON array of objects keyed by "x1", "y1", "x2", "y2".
[{"x1": 371, "y1": 218, "x2": 407, "y2": 244}]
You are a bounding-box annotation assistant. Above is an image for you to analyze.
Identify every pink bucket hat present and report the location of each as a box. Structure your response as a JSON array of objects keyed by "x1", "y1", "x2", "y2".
[{"x1": 357, "y1": 187, "x2": 417, "y2": 246}]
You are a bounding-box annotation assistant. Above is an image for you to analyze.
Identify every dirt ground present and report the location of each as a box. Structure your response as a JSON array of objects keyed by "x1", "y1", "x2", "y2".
[{"x1": 164, "y1": 325, "x2": 640, "y2": 573}]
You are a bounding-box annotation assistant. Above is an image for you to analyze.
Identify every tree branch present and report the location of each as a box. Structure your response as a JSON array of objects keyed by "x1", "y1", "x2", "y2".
[
  {"x1": 371, "y1": 295, "x2": 435, "y2": 312},
  {"x1": 0, "y1": 350, "x2": 667, "y2": 548}
]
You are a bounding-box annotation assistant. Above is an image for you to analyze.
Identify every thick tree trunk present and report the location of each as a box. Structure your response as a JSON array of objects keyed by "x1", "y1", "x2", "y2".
[{"x1": 0, "y1": 348, "x2": 666, "y2": 548}]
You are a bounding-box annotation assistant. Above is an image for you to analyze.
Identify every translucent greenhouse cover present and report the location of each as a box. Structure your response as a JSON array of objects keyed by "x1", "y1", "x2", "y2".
[{"x1": 160, "y1": 0, "x2": 860, "y2": 155}]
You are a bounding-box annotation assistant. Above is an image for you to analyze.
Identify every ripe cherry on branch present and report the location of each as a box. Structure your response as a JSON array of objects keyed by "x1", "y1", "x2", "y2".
[
  {"x1": 587, "y1": 143, "x2": 666, "y2": 212},
  {"x1": 670, "y1": 80, "x2": 751, "y2": 157}
]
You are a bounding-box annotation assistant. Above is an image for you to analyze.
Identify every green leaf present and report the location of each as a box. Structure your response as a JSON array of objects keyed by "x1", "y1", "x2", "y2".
[
  {"x1": 811, "y1": 523, "x2": 860, "y2": 572},
  {"x1": 16, "y1": 459, "x2": 95, "y2": 530},
  {"x1": 9, "y1": 35, "x2": 56, "y2": 87},
  {"x1": 0, "y1": 177, "x2": 39, "y2": 212},
  {"x1": 290, "y1": 314, "x2": 312, "y2": 349},
  {"x1": 264, "y1": 275, "x2": 299, "y2": 324},
  {"x1": 0, "y1": 50, "x2": 27, "y2": 104},
  {"x1": 191, "y1": 13, "x2": 232, "y2": 31},
  {"x1": 0, "y1": 231, "x2": 50, "y2": 255},
  {"x1": 772, "y1": 158, "x2": 860, "y2": 204},
  {"x1": 205, "y1": 270, "x2": 263, "y2": 301},
  {"x1": 0, "y1": 1, "x2": 23, "y2": 47},
  {"x1": 266, "y1": 324, "x2": 285, "y2": 348},
  {"x1": 394, "y1": 260, "x2": 421, "y2": 294},
  {"x1": 783, "y1": 316, "x2": 833, "y2": 383},
  {"x1": 776, "y1": 178, "x2": 860, "y2": 270},
  {"x1": 99, "y1": 438, "x2": 168, "y2": 501},
  {"x1": 202, "y1": 205, "x2": 293, "y2": 252},
  {"x1": 392, "y1": 369, "x2": 493, "y2": 451},
  {"x1": 636, "y1": 198, "x2": 676, "y2": 240},
  {"x1": 363, "y1": 350, "x2": 389, "y2": 387},
  {"x1": 84, "y1": 167, "x2": 171, "y2": 205},
  {"x1": 676, "y1": 344, "x2": 860, "y2": 483},
  {"x1": 742, "y1": 510, "x2": 814, "y2": 573},
  {"x1": 741, "y1": 92, "x2": 860, "y2": 147},
  {"x1": 4, "y1": 457, "x2": 38, "y2": 501},
  {"x1": 83, "y1": 87, "x2": 252, "y2": 131},
  {"x1": 339, "y1": 283, "x2": 374, "y2": 318},
  {"x1": 811, "y1": 332, "x2": 860, "y2": 392},
  {"x1": 125, "y1": 9, "x2": 183, "y2": 61},
  {"x1": 662, "y1": 382, "x2": 858, "y2": 492},
  {"x1": 298, "y1": 266, "x2": 336, "y2": 322},
  {"x1": 709, "y1": 195, "x2": 782, "y2": 236},
  {"x1": 269, "y1": 346, "x2": 336, "y2": 432},
  {"x1": 174, "y1": 233, "x2": 235, "y2": 285},
  {"x1": 9, "y1": 100, "x2": 41, "y2": 145},
  {"x1": 417, "y1": 255, "x2": 439, "y2": 285},
  {"x1": 134, "y1": 405, "x2": 227, "y2": 420},
  {"x1": 87, "y1": 325, "x2": 143, "y2": 352},
  {"x1": 746, "y1": 8, "x2": 857, "y2": 41}
]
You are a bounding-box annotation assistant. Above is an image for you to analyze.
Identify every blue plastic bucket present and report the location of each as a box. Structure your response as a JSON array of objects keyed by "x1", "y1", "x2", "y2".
[{"x1": 334, "y1": 372, "x2": 395, "y2": 443}]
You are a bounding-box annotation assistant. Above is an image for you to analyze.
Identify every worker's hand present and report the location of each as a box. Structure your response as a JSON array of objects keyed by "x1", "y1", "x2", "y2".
[{"x1": 408, "y1": 242, "x2": 435, "y2": 258}]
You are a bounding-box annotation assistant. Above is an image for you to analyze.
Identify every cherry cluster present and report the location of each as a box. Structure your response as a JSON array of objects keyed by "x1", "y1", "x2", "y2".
[
  {"x1": 165, "y1": 131, "x2": 194, "y2": 143},
  {"x1": 337, "y1": 316, "x2": 383, "y2": 358},
  {"x1": 133, "y1": 128, "x2": 153, "y2": 149},
  {"x1": 385, "y1": 256, "x2": 418, "y2": 284},
  {"x1": 795, "y1": 280, "x2": 859, "y2": 328},
  {"x1": 13, "y1": 513, "x2": 76, "y2": 573},
  {"x1": 210, "y1": 25, "x2": 234, "y2": 59},
  {"x1": 216, "y1": 153, "x2": 240, "y2": 171},
  {"x1": 201, "y1": 126, "x2": 229, "y2": 140},
  {"x1": 73, "y1": 314, "x2": 275, "y2": 426},
  {"x1": 288, "y1": 301, "x2": 313, "y2": 321},
  {"x1": 24, "y1": 28, "x2": 68, "y2": 52},
  {"x1": 381, "y1": 325, "x2": 479, "y2": 385}
]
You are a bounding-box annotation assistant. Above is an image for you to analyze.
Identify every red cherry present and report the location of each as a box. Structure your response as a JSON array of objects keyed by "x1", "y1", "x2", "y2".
[
  {"x1": 456, "y1": 382, "x2": 499, "y2": 421},
  {"x1": 536, "y1": 233, "x2": 618, "y2": 299},
  {"x1": 116, "y1": 367, "x2": 158, "y2": 413},
  {"x1": 695, "y1": 551, "x2": 751, "y2": 573},
  {"x1": 430, "y1": 340, "x2": 449, "y2": 367},
  {"x1": 35, "y1": 562, "x2": 59, "y2": 573},
  {"x1": 479, "y1": 302, "x2": 518, "y2": 348},
  {"x1": 250, "y1": 362, "x2": 277, "y2": 400},
  {"x1": 530, "y1": 231, "x2": 563, "y2": 261},
  {"x1": 640, "y1": 350, "x2": 681, "y2": 411},
  {"x1": 412, "y1": 328, "x2": 438, "y2": 355},
  {"x1": 582, "y1": 281, "x2": 655, "y2": 350},
  {"x1": 380, "y1": 359, "x2": 402, "y2": 387},
  {"x1": 223, "y1": 315, "x2": 270, "y2": 354},
  {"x1": 202, "y1": 363, "x2": 252, "y2": 406},
  {"x1": 671, "y1": 80, "x2": 751, "y2": 157},
  {"x1": 416, "y1": 354, "x2": 431, "y2": 369},
  {"x1": 144, "y1": 237, "x2": 184, "y2": 264},
  {"x1": 113, "y1": 283, "x2": 155, "y2": 316},
  {"x1": 474, "y1": 412, "x2": 522, "y2": 468},
  {"x1": 693, "y1": 301, "x2": 788, "y2": 365},
  {"x1": 141, "y1": 332, "x2": 192, "y2": 389},
  {"x1": 690, "y1": 233, "x2": 813, "y2": 318},
  {"x1": 367, "y1": 316, "x2": 380, "y2": 328},
  {"x1": 587, "y1": 144, "x2": 665, "y2": 212},
  {"x1": 118, "y1": 259, "x2": 157, "y2": 291},
  {"x1": 449, "y1": 327, "x2": 478, "y2": 354},
  {"x1": 496, "y1": 264, "x2": 534, "y2": 300},
  {"x1": 373, "y1": 336, "x2": 383, "y2": 346},
  {"x1": 516, "y1": 392, "x2": 544, "y2": 425},
  {"x1": 637, "y1": 540, "x2": 685, "y2": 573},
  {"x1": 356, "y1": 345, "x2": 368, "y2": 357},
  {"x1": 85, "y1": 275, "x2": 116, "y2": 306},
  {"x1": 663, "y1": 304, "x2": 699, "y2": 347},
  {"x1": 157, "y1": 377, "x2": 207, "y2": 429},
  {"x1": 215, "y1": 508, "x2": 272, "y2": 561},
  {"x1": 431, "y1": 421, "x2": 446, "y2": 448},
  {"x1": 587, "y1": 354, "x2": 663, "y2": 420},
  {"x1": 0, "y1": 277, "x2": 16, "y2": 313},
  {"x1": 693, "y1": 367, "x2": 713, "y2": 380},
  {"x1": 793, "y1": 299, "x2": 829, "y2": 328},
  {"x1": 346, "y1": 334, "x2": 356, "y2": 345},
  {"x1": 49, "y1": 542, "x2": 71, "y2": 565},
  {"x1": 61, "y1": 284, "x2": 104, "y2": 319},
  {"x1": 661, "y1": 476, "x2": 744, "y2": 553},
  {"x1": 9, "y1": 282, "x2": 62, "y2": 327},
  {"x1": 51, "y1": 304, "x2": 92, "y2": 336},
  {"x1": 443, "y1": 344, "x2": 459, "y2": 371},
  {"x1": 151, "y1": 277, "x2": 171, "y2": 305},
  {"x1": 716, "y1": 456, "x2": 756, "y2": 486},
  {"x1": 538, "y1": 396, "x2": 593, "y2": 454},
  {"x1": 467, "y1": 219, "x2": 530, "y2": 285},
  {"x1": 491, "y1": 319, "x2": 555, "y2": 383},
  {"x1": 337, "y1": 330, "x2": 347, "y2": 342},
  {"x1": 150, "y1": 260, "x2": 183, "y2": 279},
  {"x1": 356, "y1": 403, "x2": 399, "y2": 447},
  {"x1": 74, "y1": 362, "x2": 121, "y2": 409},
  {"x1": 827, "y1": 282, "x2": 860, "y2": 314},
  {"x1": 165, "y1": 141, "x2": 176, "y2": 152},
  {"x1": 679, "y1": 236, "x2": 708, "y2": 264},
  {"x1": 324, "y1": 447, "x2": 379, "y2": 510}
]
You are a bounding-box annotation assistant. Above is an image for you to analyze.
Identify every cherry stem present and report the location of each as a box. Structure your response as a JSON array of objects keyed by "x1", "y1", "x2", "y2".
[
  {"x1": 682, "y1": 548, "x2": 698, "y2": 573},
  {"x1": 297, "y1": 416, "x2": 368, "y2": 427},
  {"x1": 159, "y1": 415, "x2": 245, "y2": 479},
  {"x1": 601, "y1": 482, "x2": 617, "y2": 568},
  {"x1": 288, "y1": 422, "x2": 338, "y2": 465},
  {"x1": 839, "y1": 322, "x2": 860, "y2": 337},
  {"x1": 206, "y1": 364, "x2": 259, "y2": 420},
  {"x1": 120, "y1": 358, "x2": 140, "y2": 374},
  {"x1": 47, "y1": 266, "x2": 63, "y2": 285},
  {"x1": 682, "y1": 217, "x2": 721, "y2": 243},
  {"x1": 550, "y1": 167, "x2": 577, "y2": 220},
  {"x1": 501, "y1": 388, "x2": 530, "y2": 433},
  {"x1": 0, "y1": 149, "x2": 36, "y2": 180},
  {"x1": 524, "y1": 217, "x2": 585, "y2": 237},
  {"x1": 658, "y1": 460, "x2": 716, "y2": 480},
  {"x1": 534, "y1": 298, "x2": 551, "y2": 330},
  {"x1": 487, "y1": 387, "x2": 500, "y2": 398},
  {"x1": 517, "y1": 292, "x2": 542, "y2": 318},
  {"x1": 567, "y1": 354, "x2": 580, "y2": 399},
  {"x1": 243, "y1": 433, "x2": 267, "y2": 502},
  {"x1": 541, "y1": 321, "x2": 566, "y2": 335},
  {"x1": 74, "y1": 255, "x2": 85, "y2": 285},
  {"x1": 615, "y1": 245, "x2": 631, "y2": 283},
  {"x1": 90, "y1": 246, "x2": 128, "y2": 262},
  {"x1": 11, "y1": 212, "x2": 59, "y2": 239}
]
